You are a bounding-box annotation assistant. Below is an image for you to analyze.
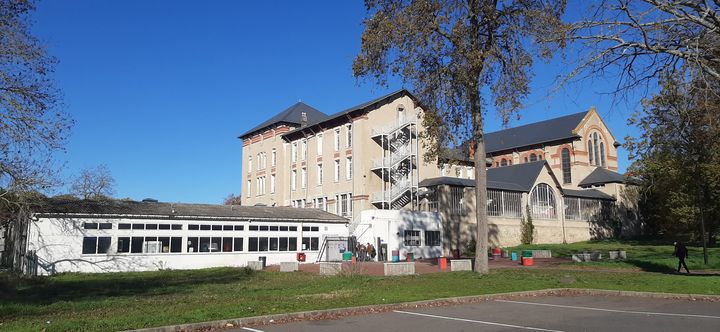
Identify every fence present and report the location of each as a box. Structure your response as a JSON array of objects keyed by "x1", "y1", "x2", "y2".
[
  {"x1": 564, "y1": 197, "x2": 611, "y2": 221},
  {"x1": 487, "y1": 189, "x2": 523, "y2": 218}
]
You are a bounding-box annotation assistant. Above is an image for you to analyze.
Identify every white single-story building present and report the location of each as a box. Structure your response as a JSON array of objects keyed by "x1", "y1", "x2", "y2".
[
  {"x1": 352, "y1": 209, "x2": 443, "y2": 261},
  {"x1": 22, "y1": 198, "x2": 348, "y2": 275}
]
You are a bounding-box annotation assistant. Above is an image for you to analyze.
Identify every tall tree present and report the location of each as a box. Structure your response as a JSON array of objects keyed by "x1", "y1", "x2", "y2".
[
  {"x1": 0, "y1": 0, "x2": 72, "y2": 216},
  {"x1": 70, "y1": 165, "x2": 116, "y2": 200},
  {"x1": 353, "y1": 0, "x2": 566, "y2": 273},
  {"x1": 626, "y1": 72, "x2": 719, "y2": 262}
]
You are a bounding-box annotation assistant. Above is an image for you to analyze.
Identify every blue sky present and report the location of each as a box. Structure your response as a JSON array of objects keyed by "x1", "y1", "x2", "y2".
[{"x1": 32, "y1": 1, "x2": 642, "y2": 204}]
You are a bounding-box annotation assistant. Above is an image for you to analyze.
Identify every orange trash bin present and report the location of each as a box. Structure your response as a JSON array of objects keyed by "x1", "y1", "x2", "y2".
[{"x1": 439, "y1": 257, "x2": 448, "y2": 270}]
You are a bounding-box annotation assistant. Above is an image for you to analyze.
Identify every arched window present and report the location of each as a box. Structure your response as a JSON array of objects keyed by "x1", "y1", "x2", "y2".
[
  {"x1": 561, "y1": 148, "x2": 571, "y2": 184},
  {"x1": 529, "y1": 154, "x2": 537, "y2": 162},
  {"x1": 500, "y1": 159, "x2": 508, "y2": 167},
  {"x1": 589, "y1": 132, "x2": 606, "y2": 167},
  {"x1": 530, "y1": 183, "x2": 557, "y2": 219}
]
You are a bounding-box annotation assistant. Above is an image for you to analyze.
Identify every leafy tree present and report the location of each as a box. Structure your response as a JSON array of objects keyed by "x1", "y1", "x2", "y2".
[
  {"x1": 223, "y1": 193, "x2": 242, "y2": 205},
  {"x1": 520, "y1": 205, "x2": 534, "y2": 245},
  {"x1": 70, "y1": 165, "x2": 116, "y2": 200},
  {"x1": 627, "y1": 72, "x2": 719, "y2": 261},
  {"x1": 353, "y1": 0, "x2": 566, "y2": 273},
  {"x1": 0, "y1": 0, "x2": 72, "y2": 219}
]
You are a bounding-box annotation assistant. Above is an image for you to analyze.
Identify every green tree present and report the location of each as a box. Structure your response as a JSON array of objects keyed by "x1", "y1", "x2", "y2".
[
  {"x1": 627, "y1": 73, "x2": 720, "y2": 262},
  {"x1": 353, "y1": 0, "x2": 566, "y2": 273}
]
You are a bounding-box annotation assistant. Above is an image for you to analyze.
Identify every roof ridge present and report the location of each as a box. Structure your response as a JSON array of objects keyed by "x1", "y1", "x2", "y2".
[{"x1": 486, "y1": 110, "x2": 588, "y2": 135}]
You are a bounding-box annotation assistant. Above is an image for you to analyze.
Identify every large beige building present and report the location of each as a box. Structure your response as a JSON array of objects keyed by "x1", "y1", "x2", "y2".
[{"x1": 240, "y1": 90, "x2": 632, "y2": 246}]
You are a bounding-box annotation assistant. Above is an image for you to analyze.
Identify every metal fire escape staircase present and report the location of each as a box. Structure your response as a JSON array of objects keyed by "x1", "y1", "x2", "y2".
[{"x1": 370, "y1": 118, "x2": 420, "y2": 210}]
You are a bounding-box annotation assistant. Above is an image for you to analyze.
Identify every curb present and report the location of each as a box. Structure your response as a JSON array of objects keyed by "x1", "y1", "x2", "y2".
[{"x1": 125, "y1": 288, "x2": 720, "y2": 332}]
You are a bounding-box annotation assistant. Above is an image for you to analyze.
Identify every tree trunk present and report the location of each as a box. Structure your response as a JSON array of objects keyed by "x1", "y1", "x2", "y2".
[{"x1": 472, "y1": 96, "x2": 489, "y2": 274}]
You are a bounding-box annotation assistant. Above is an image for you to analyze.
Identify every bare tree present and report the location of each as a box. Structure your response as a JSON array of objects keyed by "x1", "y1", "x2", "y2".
[
  {"x1": 70, "y1": 165, "x2": 116, "y2": 200},
  {"x1": 569, "y1": 0, "x2": 720, "y2": 93},
  {"x1": 0, "y1": 0, "x2": 73, "y2": 214},
  {"x1": 223, "y1": 193, "x2": 242, "y2": 205},
  {"x1": 353, "y1": 0, "x2": 566, "y2": 273}
]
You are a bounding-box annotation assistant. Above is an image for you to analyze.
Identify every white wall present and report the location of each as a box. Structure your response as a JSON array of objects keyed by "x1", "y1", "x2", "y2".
[
  {"x1": 27, "y1": 216, "x2": 348, "y2": 275},
  {"x1": 353, "y1": 209, "x2": 443, "y2": 260}
]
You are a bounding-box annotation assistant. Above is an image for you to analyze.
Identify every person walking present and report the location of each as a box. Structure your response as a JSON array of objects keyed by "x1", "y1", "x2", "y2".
[{"x1": 673, "y1": 241, "x2": 690, "y2": 274}]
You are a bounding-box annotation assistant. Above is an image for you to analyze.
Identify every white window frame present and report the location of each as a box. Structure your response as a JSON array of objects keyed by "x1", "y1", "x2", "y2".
[
  {"x1": 248, "y1": 156, "x2": 252, "y2": 172},
  {"x1": 317, "y1": 163, "x2": 323, "y2": 185},
  {"x1": 246, "y1": 180, "x2": 251, "y2": 198},
  {"x1": 301, "y1": 139, "x2": 307, "y2": 161},
  {"x1": 270, "y1": 174, "x2": 276, "y2": 194},
  {"x1": 345, "y1": 124, "x2": 352, "y2": 148},
  {"x1": 291, "y1": 142, "x2": 298, "y2": 162},
  {"x1": 316, "y1": 133, "x2": 323, "y2": 155},
  {"x1": 346, "y1": 156, "x2": 352, "y2": 180},
  {"x1": 334, "y1": 128, "x2": 340, "y2": 151},
  {"x1": 271, "y1": 149, "x2": 276, "y2": 166},
  {"x1": 334, "y1": 159, "x2": 340, "y2": 182},
  {"x1": 291, "y1": 170, "x2": 297, "y2": 191},
  {"x1": 301, "y1": 167, "x2": 307, "y2": 189}
]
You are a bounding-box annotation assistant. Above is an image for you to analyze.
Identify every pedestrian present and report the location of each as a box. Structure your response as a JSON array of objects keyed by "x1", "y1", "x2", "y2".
[{"x1": 673, "y1": 241, "x2": 690, "y2": 274}]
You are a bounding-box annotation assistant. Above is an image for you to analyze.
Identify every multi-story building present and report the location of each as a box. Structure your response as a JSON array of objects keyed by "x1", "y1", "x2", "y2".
[{"x1": 239, "y1": 90, "x2": 630, "y2": 231}]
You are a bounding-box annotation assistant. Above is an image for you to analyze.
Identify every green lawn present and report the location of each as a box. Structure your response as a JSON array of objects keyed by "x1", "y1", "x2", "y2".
[
  {"x1": 508, "y1": 240, "x2": 720, "y2": 271},
  {"x1": 2, "y1": 267, "x2": 719, "y2": 331}
]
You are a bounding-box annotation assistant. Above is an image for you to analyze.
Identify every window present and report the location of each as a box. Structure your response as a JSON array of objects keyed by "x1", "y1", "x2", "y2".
[
  {"x1": 259, "y1": 237, "x2": 269, "y2": 251},
  {"x1": 561, "y1": 148, "x2": 572, "y2": 184},
  {"x1": 500, "y1": 159, "x2": 508, "y2": 167},
  {"x1": 200, "y1": 224, "x2": 211, "y2": 230},
  {"x1": 530, "y1": 183, "x2": 557, "y2": 219},
  {"x1": 317, "y1": 133, "x2": 323, "y2": 154},
  {"x1": 189, "y1": 224, "x2": 199, "y2": 230},
  {"x1": 83, "y1": 222, "x2": 98, "y2": 229},
  {"x1": 249, "y1": 237, "x2": 259, "y2": 251},
  {"x1": 212, "y1": 237, "x2": 222, "y2": 252},
  {"x1": 317, "y1": 163, "x2": 323, "y2": 185},
  {"x1": 302, "y1": 237, "x2": 319, "y2": 251},
  {"x1": 249, "y1": 225, "x2": 258, "y2": 231},
  {"x1": 291, "y1": 170, "x2": 297, "y2": 191},
  {"x1": 246, "y1": 180, "x2": 251, "y2": 198},
  {"x1": 119, "y1": 223, "x2": 131, "y2": 230},
  {"x1": 234, "y1": 225, "x2": 244, "y2": 231},
  {"x1": 270, "y1": 226, "x2": 279, "y2": 231},
  {"x1": 301, "y1": 167, "x2": 307, "y2": 189},
  {"x1": 234, "y1": 238, "x2": 244, "y2": 251},
  {"x1": 291, "y1": 142, "x2": 298, "y2": 162},
  {"x1": 403, "y1": 230, "x2": 421, "y2": 246},
  {"x1": 524, "y1": 157, "x2": 529, "y2": 163},
  {"x1": 346, "y1": 124, "x2": 352, "y2": 148},
  {"x1": 334, "y1": 128, "x2": 340, "y2": 151},
  {"x1": 529, "y1": 154, "x2": 537, "y2": 162},
  {"x1": 486, "y1": 189, "x2": 522, "y2": 218},
  {"x1": 117, "y1": 237, "x2": 130, "y2": 253},
  {"x1": 336, "y1": 193, "x2": 352, "y2": 217},
  {"x1": 146, "y1": 224, "x2": 157, "y2": 230},
  {"x1": 132, "y1": 224, "x2": 144, "y2": 230},
  {"x1": 425, "y1": 231, "x2": 441, "y2": 246},
  {"x1": 159, "y1": 224, "x2": 171, "y2": 230},
  {"x1": 131, "y1": 237, "x2": 144, "y2": 253},
  {"x1": 271, "y1": 148, "x2": 277, "y2": 166},
  {"x1": 600, "y1": 142, "x2": 606, "y2": 167},
  {"x1": 223, "y1": 237, "x2": 233, "y2": 252},
  {"x1": 270, "y1": 174, "x2": 276, "y2": 193},
  {"x1": 82, "y1": 236, "x2": 111, "y2": 254},
  {"x1": 346, "y1": 157, "x2": 352, "y2": 180},
  {"x1": 172, "y1": 224, "x2": 182, "y2": 230},
  {"x1": 588, "y1": 141, "x2": 594, "y2": 165},
  {"x1": 334, "y1": 159, "x2": 340, "y2": 182},
  {"x1": 301, "y1": 139, "x2": 307, "y2": 160},
  {"x1": 248, "y1": 156, "x2": 252, "y2": 172},
  {"x1": 257, "y1": 153, "x2": 261, "y2": 169},
  {"x1": 314, "y1": 197, "x2": 326, "y2": 211}
]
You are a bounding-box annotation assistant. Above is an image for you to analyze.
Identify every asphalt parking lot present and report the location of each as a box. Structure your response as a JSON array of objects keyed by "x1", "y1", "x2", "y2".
[{"x1": 237, "y1": 295, "x2": 720, "y2": 332}]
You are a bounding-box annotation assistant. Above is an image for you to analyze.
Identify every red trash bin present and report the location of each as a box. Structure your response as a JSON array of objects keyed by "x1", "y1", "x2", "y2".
[
  {"x1": 296, "y1": 252, "x2": 306, "y2": 262},
  {"x1": 439, "y1": 257, "x2": 448, "y2": 270}
]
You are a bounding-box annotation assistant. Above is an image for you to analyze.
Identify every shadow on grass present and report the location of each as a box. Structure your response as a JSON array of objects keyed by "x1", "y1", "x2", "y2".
[{"x1": 1, "y1": 267, "x2": 256, "y2": 305}]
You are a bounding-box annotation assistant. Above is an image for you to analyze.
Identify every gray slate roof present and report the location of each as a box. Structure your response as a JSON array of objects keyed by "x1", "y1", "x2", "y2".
[
  {"x1": 485, "y1": 111, "x2": 587, "y2": 154},
  {"x1": 578, "y1": 167, "x2": 626, "y2": 187},
  {"x1": 282, "y1": 89, "x2": 414, "y2": 140},
  {"x1": 239, "y1": 102, "x2": 328, "y2": 138},
  {"x1": 419, "y1": 161, "x2": 547, "y2": 192},
  {"x1": 35, "y1": 198, "x2": 348, "y2": 223},
  {"x1": 563, "y1": 189, "x2": 615, "y2": 200}
]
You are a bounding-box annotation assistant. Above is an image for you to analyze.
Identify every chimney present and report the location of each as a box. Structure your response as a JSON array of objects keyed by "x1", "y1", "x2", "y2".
[{"x1": 301, "y1": 111, "x2": 308, "y2": 127}]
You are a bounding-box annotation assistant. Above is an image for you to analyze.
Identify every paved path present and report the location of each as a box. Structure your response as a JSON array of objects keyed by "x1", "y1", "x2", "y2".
[{"x1": 234, "y1": 295, "x2": 720, "y2": 332}]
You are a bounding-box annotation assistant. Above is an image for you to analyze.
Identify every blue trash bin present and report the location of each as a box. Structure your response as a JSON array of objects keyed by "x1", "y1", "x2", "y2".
[{"x1": 511, "y1": 252, "x2": 518, "y2": 261}]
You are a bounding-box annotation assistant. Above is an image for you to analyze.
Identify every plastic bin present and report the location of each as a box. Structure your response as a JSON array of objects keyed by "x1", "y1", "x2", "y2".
[
  {"x1": 511, "y1": 252, "x2": 518, "y2": 261},
  {"x1": 522, "y1": 250, "x2": 533, "y2": 258},
  {"x1": 342, "y1": 252, "x2": 353, "y2": 261},
  {"x1": 439, "y1": 257, "x2": 448, "y2": 270},
  {"x1": 391, "y1": 250, "x2": 400, "y2": 262},
  {"x1": 296, "y1": 252, "x2": 306, "y2": 262},
  {"x1": 406, "y1": 253, "x2": 414, "y2": 262},
  {"x1": 522, "y1": 256, "x2": 534, "y2": 266}
]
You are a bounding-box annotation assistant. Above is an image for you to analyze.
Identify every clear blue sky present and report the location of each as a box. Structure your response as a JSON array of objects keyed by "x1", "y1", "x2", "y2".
[{"x1": 32, "y1": 0, "x2": 641, "y2": 204}]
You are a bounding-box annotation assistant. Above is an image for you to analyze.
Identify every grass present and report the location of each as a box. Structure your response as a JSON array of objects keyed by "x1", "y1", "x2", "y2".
[
  {"x1": 1, "y1": 266, "x2": 719, "y2": 331},
  {"x1": 508, "y1": 240, "x2": 720, "y2": 272}
]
